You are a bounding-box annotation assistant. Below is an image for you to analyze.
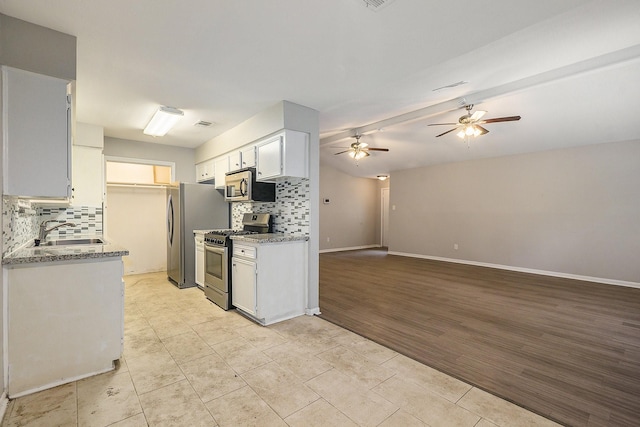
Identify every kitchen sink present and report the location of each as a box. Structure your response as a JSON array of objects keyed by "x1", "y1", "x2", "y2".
[{"x1": 41, "y1": 238, "x2": 105, "y2": 246}]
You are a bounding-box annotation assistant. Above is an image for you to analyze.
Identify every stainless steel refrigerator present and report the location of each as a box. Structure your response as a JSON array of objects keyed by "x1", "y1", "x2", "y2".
[{"x1": 167, "y1": 183, "x2": 229, "y2": 288}]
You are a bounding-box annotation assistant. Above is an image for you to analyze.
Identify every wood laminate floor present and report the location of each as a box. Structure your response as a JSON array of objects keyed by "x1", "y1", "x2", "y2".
[{"x1": 319, "y1": 249, "x2": 640, "y2": 427}]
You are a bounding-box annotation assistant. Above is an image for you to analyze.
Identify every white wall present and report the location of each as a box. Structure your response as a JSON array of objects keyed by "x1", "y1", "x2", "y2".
[
  {"x1": 320, "y1": 164, "x2": 380, "y2": 251},
  {"x1": 106, "y1": 186, "x2": 166, "y2": 275},
  {"x1": 389, "y1": 140, "x2": 640, "y2": 284}
]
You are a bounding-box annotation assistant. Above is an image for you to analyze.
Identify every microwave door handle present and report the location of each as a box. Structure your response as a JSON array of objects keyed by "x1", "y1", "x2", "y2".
[{"x1": 240, "y1": 178, "x2": 248, "y2": 196}]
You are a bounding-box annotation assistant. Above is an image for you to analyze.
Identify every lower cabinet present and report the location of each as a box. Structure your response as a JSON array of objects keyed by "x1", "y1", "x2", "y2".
[
  {"x1": 6, "y1": 258, "x2": 124, "y2": 397},
  {"x1": 232, "y1": 240, "x2": 306, "y2": 325},
  {"x1": 232, "y1": 256, "x2": 257, "y2": 316},
  {"x1": 194, "y1": 233, "x2": 205, "y2": 287}
]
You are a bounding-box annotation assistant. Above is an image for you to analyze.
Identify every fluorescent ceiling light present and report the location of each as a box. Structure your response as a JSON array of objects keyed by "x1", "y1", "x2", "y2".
[{"x1": 143, "y1": 106, "x2": 184, "y2": 136}]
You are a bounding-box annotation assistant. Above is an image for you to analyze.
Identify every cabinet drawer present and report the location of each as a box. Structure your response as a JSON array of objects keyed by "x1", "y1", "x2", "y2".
[{"x1": 234, "y1": 244, "x2": 256, "y2": 259}]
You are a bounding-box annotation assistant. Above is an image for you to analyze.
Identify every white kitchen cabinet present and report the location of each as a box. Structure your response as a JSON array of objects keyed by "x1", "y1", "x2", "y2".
[
  {"x1": 194, "y1": 233, "x2": 205, "y2": 287},
  {"x1": 2, "y1": 66, "x2": 72, "y2": 198},
  {"x1": 72, "y1": 123, "x2": 104, "y2": 206},
  {"x1": 241, "y1": 145, "x2": 256, "y2": 168},
  {"x1": 232, "y1": 256, "x2": 257, "y2": 316},
  {"x1": 228, "y1": 151, "x2": 242, "y2": 172},
  {"x1": 256, "y1": 130, "x2": 308, "y2": 181},
  {"x1": 196, "y1": 159, "x2": 215, "y2": 182},
  {"x1": 6, "y1": 258, "x2": 124, "y2": 397},
  {"x1": 214, "y1": 156, "x2": 229, "y2": 189},
  {"x1": 232, "y1": 240, "x2": 306, "y2": 325},
  {"x1": 72, "y1": 146, "x2": 103, "y2": 206}
]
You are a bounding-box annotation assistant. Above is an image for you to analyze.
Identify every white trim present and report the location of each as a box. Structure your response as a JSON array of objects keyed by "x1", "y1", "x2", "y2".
[
  {"x1": 305, "y1": 307, "x2": 321, "y2": 315},
  {"x1": 0, "y1": 392, "x2": 7, "y2": 422},
  {"x1": 320, "y1": 244, "x2": 380, "y2": 254},
  {"x1": 388, "y1": 251, "x2": 640, "y2": 289}
]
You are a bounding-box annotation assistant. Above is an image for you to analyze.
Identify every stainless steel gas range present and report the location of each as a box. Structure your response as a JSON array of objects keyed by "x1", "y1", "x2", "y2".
[{"x1": 203, "y1": 213, "x2": 271, "y2": 309}]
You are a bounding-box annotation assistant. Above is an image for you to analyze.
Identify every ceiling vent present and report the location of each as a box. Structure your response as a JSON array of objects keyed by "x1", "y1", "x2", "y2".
[
  {"x1": 359, "y1": 0, "x2": 397, "y2": 12},
  {"x1": 193, "y1": 120, "x2": 214, "y2": 128}
]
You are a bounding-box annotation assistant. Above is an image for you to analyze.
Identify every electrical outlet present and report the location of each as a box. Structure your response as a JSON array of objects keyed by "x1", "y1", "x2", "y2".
[
  {"x1": 454, "y1": 243, "x2": 459, "y2": 250},
  {"x1": 326, "y1": 237, "x2": 330, "y2": 242}
]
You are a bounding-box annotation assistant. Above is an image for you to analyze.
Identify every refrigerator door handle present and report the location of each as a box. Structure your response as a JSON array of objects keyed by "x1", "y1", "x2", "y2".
[{"x1": 167, "y1": 194, "x2": 174, "y2": 246}]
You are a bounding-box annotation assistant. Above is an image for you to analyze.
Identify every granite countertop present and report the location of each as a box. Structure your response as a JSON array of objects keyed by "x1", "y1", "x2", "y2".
[
  {"x1": 193, "y1": 229, "x2": 211, "y2": 235},
  {"x1": 230, "y1": 233, "x2": 309, "y2": 244},
  {"x1": 3, "y1": 238, "x2": 129, "y2": 266}
]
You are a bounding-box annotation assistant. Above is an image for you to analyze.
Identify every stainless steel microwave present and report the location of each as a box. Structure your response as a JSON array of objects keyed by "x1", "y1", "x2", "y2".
[{"x1": 224, "y1": 168, "x2": 275, "y2": 202}]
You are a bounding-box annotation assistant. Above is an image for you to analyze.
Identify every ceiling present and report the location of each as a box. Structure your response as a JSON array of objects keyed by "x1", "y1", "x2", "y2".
[{"x1": 1, "y1": 0, "x2": 639, "y2": 179}]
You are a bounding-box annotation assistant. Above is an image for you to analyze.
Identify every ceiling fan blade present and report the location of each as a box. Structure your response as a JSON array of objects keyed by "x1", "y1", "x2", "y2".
[
  {"x1": 428, "y1": 123, "x2": 458, "y2": 126},
  {"x1": 470, "y1": 110, "x2": 487, "y2": 121},
  {"x1": 334, "y1": 149, "x2": 352, "y2": 155},
  {"x1": 475, "y1": 125, "x2": 489, "y2": 135},
  {"x1": 435, "y1": 127, "x2": 459, "y2": 137},
  {"x1": 366, "y1": 148, "x2": 389, "y2": 152},
  {"x1": 482, "y1": 115, "x2": 521, "y2": 123}
]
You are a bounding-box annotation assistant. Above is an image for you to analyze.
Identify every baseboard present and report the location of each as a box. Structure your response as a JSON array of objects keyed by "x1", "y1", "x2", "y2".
[
  {"x1": 388, "y1": 251, "x2": 640, "y2": 289},
  {"x1": 0, "y1": 392, "x2": 8, "y2": 424},
  {"x1": 305, "y1": 307, "x2": 321, "y2": 316},
  {"x1": 320, "y1": 245, "x2": 380, "y2": 254}
]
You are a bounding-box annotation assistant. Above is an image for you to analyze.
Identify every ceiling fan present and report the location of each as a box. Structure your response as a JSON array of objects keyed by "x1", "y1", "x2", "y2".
[
  {"x1": 334, "y1": 135, "x2": 389, "y2": 160},
  {"x1": 429, "y1": 104, "x2": 521, "y2": 140}
]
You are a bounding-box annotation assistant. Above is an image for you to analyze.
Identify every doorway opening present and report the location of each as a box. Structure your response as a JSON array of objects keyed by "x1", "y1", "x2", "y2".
[
  {"x1": 104, "y1": 157, "x2": 175, "y2": 275},
  {"x1": 380, "y1": 187, "x2": 390, "y2": 248}
]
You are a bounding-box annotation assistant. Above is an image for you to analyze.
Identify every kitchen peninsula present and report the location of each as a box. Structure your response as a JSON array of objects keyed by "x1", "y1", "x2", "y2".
[{"x1": 3, "y1": 240, "x2": 128, "y2": 398}]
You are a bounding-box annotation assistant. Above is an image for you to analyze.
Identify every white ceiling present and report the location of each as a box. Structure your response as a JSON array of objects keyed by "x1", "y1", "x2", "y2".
[{"x1": 1, "y1": 0, "x2": 639, "y2": 178}]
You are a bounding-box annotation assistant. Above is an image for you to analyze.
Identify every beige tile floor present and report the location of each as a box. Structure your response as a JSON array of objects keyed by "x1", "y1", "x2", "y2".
[{"x1": 1, "y1": 272, "x2": 560, "y2": 427}]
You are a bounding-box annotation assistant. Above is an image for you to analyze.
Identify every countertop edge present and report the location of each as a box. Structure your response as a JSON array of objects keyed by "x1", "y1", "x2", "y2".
[
  {"x1": 2, "y1": 242, "x2": 129, "y2": 266},
  {"x1": 230, "y1": 233, "x2": 309, "y2": 244}
]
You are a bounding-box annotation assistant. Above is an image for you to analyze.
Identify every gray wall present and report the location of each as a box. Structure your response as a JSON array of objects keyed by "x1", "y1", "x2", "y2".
[
  {"x1": 0, "y1": 14, "x2": 76, "y2": 80},
  {"x1": 389, "y1": 140, "x2": 640, "y2": 283},
  {"x1": 320, "y1": 164, "x2": 380, "y2": 251},
  {"x1": 103, "y1": 137, "x2": 196, "y2": 183}
]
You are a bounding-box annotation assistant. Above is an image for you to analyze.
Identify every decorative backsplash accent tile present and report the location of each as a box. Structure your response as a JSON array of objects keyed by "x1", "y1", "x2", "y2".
[
  {"x1": 3, "y1": 197, "x2": 38, "y2": 255},
  {"x1": 231, "y1": 178, "x2": 309, "y2": 234},
  {"x1": 2, "y1": 197, "x2": 103, "y2": 256}
]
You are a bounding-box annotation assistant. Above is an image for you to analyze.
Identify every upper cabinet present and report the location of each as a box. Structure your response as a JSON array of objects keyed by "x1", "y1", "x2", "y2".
[
  {"x1": 196, "y1": 159, "x2": 215, "y2": 182},
  {"x1": 241, "y1": 146, "x2": 256, "y2": 169},
  {"x1": 228, "y1": 151, "x2": 242, "y2": 172},
  {"x1": 214, "y1": 156, "x2": 230, "y2": 189},
  {"x1": 2, "y1": 66, "x2": 71, "y2": 198},
  {"x1": 71, "y1": 123, "x2": 104, "y2": 207},
  {"x1": 256, "y1": 130, "x2": 308, "y2": 181}
]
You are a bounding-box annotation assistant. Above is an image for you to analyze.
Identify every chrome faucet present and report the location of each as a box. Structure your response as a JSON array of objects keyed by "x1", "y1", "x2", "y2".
[{"x1": 36, "y1": 220, "x2": 77, "y2": 245}]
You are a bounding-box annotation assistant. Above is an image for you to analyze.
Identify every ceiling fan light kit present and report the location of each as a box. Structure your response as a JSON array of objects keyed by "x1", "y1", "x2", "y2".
[
  {"x1": 429, "y1": 104, "x2": 521, "y2": 146},
  {"x1": 334, "y1": 134, "x2": 389, "y2": 162}
]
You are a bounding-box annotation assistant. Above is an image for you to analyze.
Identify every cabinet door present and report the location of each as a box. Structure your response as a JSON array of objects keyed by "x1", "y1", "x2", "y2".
[
  {"x1": 214, "y1": 156, "x2": 229, "y2": 189},
  {"x1": 228, "y1": 151, "x2": 242, "y2": 172},
  {"x1": 232, "y1": 257, "x2": 257, "y2": 316},
  {"x1": 72, "y1": 146, "x2": 103, "y2": 206},
  {"x1": 256, "y1": 136, "x2": 282, "y2": 180},
  {"x1": 195, "y1": 237, "x2": 205, "y2": 286},
  {"x1": 241, "y1": 146, "x2": 256, "y2": 168},
  {"x1": 3, "y1": 67, "x2": 71, "y2": 198}
]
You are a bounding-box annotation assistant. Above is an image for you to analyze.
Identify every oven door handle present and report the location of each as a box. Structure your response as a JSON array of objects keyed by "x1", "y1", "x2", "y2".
[{"x1": 205, "y1": 244, "x2": 227, "y2": 255}]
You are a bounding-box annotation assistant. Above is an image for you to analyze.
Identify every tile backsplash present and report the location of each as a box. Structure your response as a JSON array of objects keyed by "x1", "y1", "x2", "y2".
[
  {"x1": 2, "y1": 197, "x2": 103, "y2": 256},
  {"x1": 231, "y1": 178, "x2": 309, "y2": 234}
]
